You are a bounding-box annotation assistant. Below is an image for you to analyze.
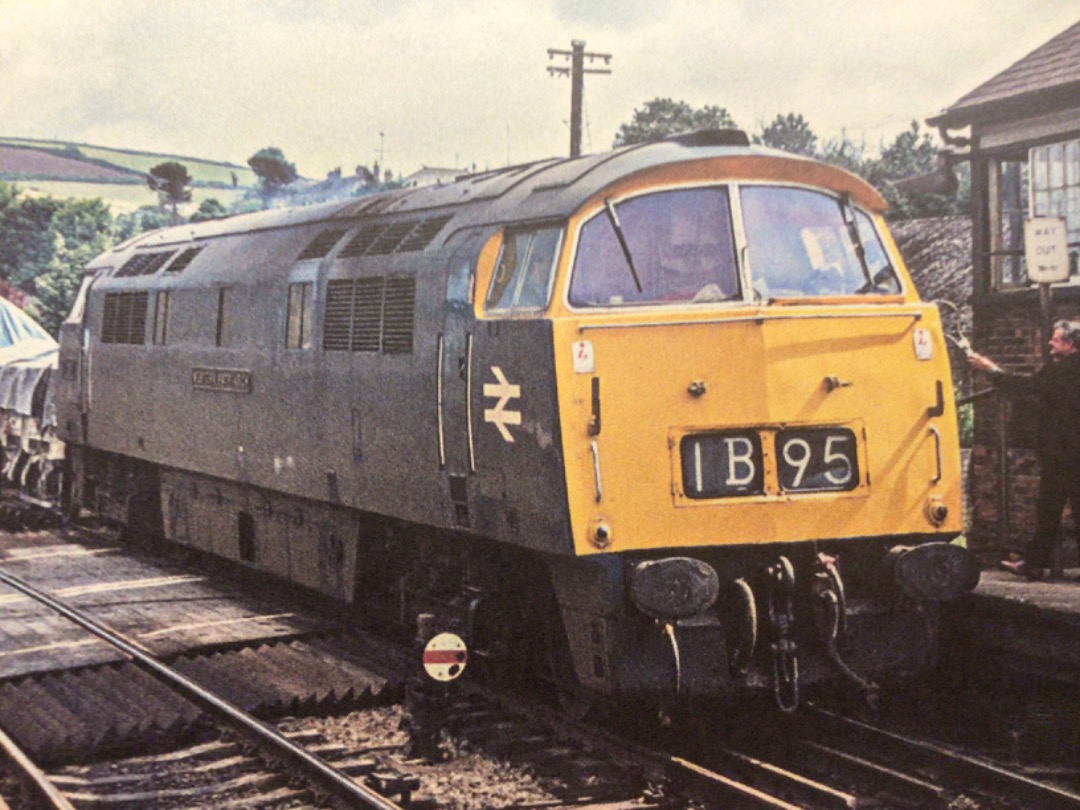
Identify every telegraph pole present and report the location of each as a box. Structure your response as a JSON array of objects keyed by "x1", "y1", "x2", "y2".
[{"x1": 547, "y1": 40, "x2": 611, "y2": 158}]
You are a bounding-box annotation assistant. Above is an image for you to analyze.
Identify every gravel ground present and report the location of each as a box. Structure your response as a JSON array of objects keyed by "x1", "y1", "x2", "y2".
[{"x1": 284, "y1": 705, "x2": 572, "y2": 809}]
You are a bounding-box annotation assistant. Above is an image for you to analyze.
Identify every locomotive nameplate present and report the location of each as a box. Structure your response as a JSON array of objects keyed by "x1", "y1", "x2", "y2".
[{"x1": 191, "y1": 367, "x2": 252, "y2": 394}]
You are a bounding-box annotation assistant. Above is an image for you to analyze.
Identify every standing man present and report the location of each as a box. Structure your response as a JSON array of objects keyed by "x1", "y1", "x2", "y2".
[{"x1": 968, "y1": 320, "x2": 1080, "y2": 580}]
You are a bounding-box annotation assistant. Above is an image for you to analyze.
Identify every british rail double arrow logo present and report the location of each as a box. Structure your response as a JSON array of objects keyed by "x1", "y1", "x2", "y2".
[{"x1": 483, "y1": 366, "x2": 521, "y2": 442}]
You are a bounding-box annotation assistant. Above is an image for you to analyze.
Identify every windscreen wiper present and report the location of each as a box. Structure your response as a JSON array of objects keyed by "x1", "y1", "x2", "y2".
[
  {"x1": 604, "y1": 198, "x2": 643, "y2": 293},
  {"x1": 838, "y1": 192, "x2": 872, "y2": 290}
]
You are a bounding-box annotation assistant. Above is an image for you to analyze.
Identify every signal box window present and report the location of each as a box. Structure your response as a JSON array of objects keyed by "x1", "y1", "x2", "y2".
[
  {"x1": 486, "y1": 228, "x2": 562, "y2": 312},
  {"x1": 152, "y1": 291, "x2": 170, "y2": 345},
  {"x1": 569, "y1": 187, "x2": 739, "y2": 307},
  {"x1": 215, "y1": 287, "x2": 232, "y2": 347},
  {"x1": 286, "y1": 281, "x2": 313, "y2": 349},
  {"x1": 1030, "y1": 140, "x2": 1080, "y2": 281}
]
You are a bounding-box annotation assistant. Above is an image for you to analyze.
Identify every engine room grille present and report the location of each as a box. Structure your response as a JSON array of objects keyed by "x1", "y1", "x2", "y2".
[
  {"x1": 367, "y1": 221, "x2": 417, "y2": 256},
  {"x1": 352, "y1": 277, "x2": 384, "y2": 352},
  {"x1": 322, "y1": 275, "x2": 415, "y2": 355},
  {"x1": 336, "y1": 216, "x2": 450, "y2": 259},
  {"x1": 397, "y1": 216, "x2": 451, "y2": 252},
  {"x1": 115, "y1": 250, "x2": 177, "y2": 277},
  {"x1": 101, "y1": 292, "x2": 149, "y2": 344},
  {"x1": 338, "y1": 225, "x2": 382, "y2": 259},
  {"x1": 297, "y1": 228, "x2": 347, "y2": 261},
  {"x1": 323, "y1": 280, "x2": 354, "y2": 351},
  {"x1": 382, "y1": 276, "x2": 416, "y2": 353},
  {"x1": 165, "y1": 246, "x2": 203, "y2": 273}
]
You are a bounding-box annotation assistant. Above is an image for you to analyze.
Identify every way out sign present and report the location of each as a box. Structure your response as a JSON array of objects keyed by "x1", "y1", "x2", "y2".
[
  {"x1": 422, "y1": 632, "x2": 468, "y2": 681},
  {"x1": 1025, "y1": 217, "x2": 1070, "y2": 283}
]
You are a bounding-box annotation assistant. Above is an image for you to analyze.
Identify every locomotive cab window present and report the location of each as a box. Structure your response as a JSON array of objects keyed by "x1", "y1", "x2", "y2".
[
  {"x1": 740, "y1": 186, "x2": 899, "y2": 299},
  {"x1": 569, "y1": 187, "x2": 739, "y2": 307},
  {"x1": 485, "y1": 227, "x2": 562, "y2": 312}
]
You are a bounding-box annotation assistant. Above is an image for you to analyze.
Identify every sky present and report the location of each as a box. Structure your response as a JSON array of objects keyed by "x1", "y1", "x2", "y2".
[{"x1": 1, "y1": 1, "x2": 1078, "y2": 180}]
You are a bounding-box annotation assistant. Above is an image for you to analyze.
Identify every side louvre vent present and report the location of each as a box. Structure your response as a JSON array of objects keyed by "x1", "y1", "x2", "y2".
[
  {"x1": 101, "y1": 292, "x2": 149, "y2": 344},
  {"x1": 165, "y1": 246, "x2": 203, "y2": 273},
  {"x1": 323, "y1": 280, "x2": 354, "y2": 351},
  {"x1": 382, "y1": 276, "x2": 416, "y2": 353},
  {"x1": 322, "y1": 275, "x2": 415, "y2": 355},
  {"x1": 352, "y1": 278, "x2": 385, "y2": 352},
  {"x1": 298, "y1": 228, "x2": 347, "y2": 261}
]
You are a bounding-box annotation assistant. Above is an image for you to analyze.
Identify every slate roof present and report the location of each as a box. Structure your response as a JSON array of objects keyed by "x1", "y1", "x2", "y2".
[{"x1": 929, "y1": 19, "x2": 1080, "y2": 128}]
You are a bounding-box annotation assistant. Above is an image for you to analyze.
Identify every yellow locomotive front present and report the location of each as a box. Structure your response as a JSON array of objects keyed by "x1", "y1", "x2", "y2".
[{"x1": 520, "y1": 147, "x2": 977, "y2": 709}]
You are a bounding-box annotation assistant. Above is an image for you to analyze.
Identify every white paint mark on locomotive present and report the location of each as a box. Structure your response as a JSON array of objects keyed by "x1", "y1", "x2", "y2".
[
  {"x1": 273, "y1": 456, "x2": 296, "y2": 474},
  {"x1": 913, "y1": 328, "x2": 933, "y2": 361},
  {"x1": 483, "y1": 366, "x2": 521, "y2": 442},
  {"x1": 572, "y1": 340, "x2": 595, "y2": 373}
]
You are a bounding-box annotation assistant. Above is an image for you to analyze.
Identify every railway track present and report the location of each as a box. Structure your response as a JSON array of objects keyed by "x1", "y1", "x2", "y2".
[
  {"x1": 801, "y1": 704, "x2": 1080, "y2": 808},
  {"x1": 2, "y1": 521, "x2": 1080, "y2": 808},
  {"x1": 0, "y1": 564, "x2": 408, "y2": 810}
]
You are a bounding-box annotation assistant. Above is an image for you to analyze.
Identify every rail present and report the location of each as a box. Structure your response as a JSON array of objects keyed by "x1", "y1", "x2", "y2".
[
  {"x1": 0, "y1": 725, "x2": 76, "y2": 810},
  {"x1": 0, "y1": 566, "x2": 404, "y2": 810},
  {"x1": 806, "y1": 704, "x2": 1080, "y2": 808}
]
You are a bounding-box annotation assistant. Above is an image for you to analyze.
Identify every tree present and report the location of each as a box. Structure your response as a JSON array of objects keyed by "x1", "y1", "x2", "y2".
[
  {"x1": 757, "y1": 113, "x2": 818, "y2": 157},
  {"x1": 32, "y1": 198, "x2": 112, "y2": 334},
  {"x1": 817, "y1": 131, "x2": 871, "y2": 177},
  {"x1": 114, "y1": 206, "x2": 169, "y2": 242},
  {"x1": 872, "y1": 121, "x2": 938, "y2": 183},
  {"x1": 147, "y1": 161, "x2": 193, "y2": 222},
  {"x1": 0, "y1": 191, "x2": 63, "y2": 289},
  {"x1": 865, "y1": 121, "x2": 965, "y2": 220},
  {"x1": 189, "y1": 198, "x2": 228, "y2": 222},
  {"x1": 613, "y1": 98, "x2": 738, "y2": 146},
  {"x1": 0, "y1": 189, "x2": 113, "y2": 336},
  {"x1": 248, "y1": 147, "x2": 298, "y2": 202}
]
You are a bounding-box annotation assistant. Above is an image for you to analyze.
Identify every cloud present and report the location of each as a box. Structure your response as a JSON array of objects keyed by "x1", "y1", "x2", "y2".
[{"x1": 2, "y1": 0, "x2": 1078, "y2": 177}]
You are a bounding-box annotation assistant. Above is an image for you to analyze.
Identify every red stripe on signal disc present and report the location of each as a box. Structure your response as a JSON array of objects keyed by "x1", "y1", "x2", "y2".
[{"x1": 423, "y1": 649, "x2": 466, "y2": 665}]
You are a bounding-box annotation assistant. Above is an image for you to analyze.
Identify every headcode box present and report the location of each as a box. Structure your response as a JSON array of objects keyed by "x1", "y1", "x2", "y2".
[{"x1": 1024, "y1": 217, "x2": 1070, "y2": 284}]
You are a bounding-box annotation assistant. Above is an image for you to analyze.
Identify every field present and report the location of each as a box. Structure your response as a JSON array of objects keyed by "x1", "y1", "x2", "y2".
[
  {"x1": 0, "y1": 137, "x2": 257, "y2": 188},
  {"x1": 17, "y1": 180, "x2": 249, "y2": 215}
]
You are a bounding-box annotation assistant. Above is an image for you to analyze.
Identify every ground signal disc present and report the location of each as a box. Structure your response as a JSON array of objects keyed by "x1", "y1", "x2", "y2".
[{"x1": 422, "y1": 632, "x2": 468, "y2": 681}]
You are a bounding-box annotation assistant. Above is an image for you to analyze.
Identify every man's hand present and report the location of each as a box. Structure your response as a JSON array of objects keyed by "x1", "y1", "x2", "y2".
[{"x1": 967, "y1": 352, "x2": 1002, "y2": 373}]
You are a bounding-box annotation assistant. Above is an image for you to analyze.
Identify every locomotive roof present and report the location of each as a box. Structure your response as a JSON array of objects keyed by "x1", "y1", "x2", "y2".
[{"x1": 90, "y1": 130, "x2": 884, "y2": 272}]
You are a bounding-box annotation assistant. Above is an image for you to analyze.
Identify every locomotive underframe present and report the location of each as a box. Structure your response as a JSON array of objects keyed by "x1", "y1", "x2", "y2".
[{"x1": 71, "y1": 446, "x2": 952, "y2": 707}]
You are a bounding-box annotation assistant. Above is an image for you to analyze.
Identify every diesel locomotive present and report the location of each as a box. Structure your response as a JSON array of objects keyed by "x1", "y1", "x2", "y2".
[{"x1": 46, "y1": 129, "x2": 978, "y2": 711}]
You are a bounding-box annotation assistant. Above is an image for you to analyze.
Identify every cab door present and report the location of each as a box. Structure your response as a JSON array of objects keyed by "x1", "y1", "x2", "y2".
[{"x1": 438, "y1": 232, "x2": 486, "y2": 528}]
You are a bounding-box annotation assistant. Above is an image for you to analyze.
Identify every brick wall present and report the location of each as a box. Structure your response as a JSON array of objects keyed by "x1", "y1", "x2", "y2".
[{"x1": 968, "y1": 289, "x2": 1080, "y2": 560}]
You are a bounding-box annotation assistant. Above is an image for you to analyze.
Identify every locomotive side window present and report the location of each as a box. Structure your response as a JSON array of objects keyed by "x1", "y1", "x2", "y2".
[
  {"x1": 486, "y1": 227, "x2": 562, "y2": 312},
  {"x1": 285, "y1": 281, "x2": 313, "y2": 349},
  {"x1": 569, "y1": 188, "x2": 739, "y2": 307},
  {"x1": 740, "y1": 187, "x2": 899, "y2": 298},
  {"x1": 152, "y1": 291, "x2": 170, "y2": 346}
]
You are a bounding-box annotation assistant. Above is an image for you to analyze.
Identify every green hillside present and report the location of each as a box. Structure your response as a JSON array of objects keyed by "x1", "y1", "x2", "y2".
[
  {"x1": 0, "y1": 137, "x2": 257, "y2": 187},
  {"x1": 16, "y1": 179, "x2": 248, "y2": 215}
]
